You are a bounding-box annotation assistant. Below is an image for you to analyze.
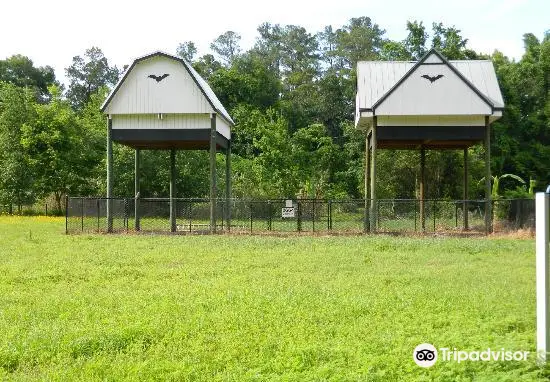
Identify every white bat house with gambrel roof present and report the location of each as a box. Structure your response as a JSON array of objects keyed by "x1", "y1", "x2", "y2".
[
  {"x1": 355, "y1": 49, "x2": 504, "y2": 233},
  {"x1": 101, "y1": 51, "x2": 233, "y2": 233}
]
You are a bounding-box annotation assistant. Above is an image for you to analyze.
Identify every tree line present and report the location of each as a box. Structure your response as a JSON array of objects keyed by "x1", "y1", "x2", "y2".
[{"x1": 0, "y1": 18, "x2": 548, "y2": 212}]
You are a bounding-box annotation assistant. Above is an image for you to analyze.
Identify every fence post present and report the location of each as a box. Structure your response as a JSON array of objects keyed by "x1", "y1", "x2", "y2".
[
  {"x1": 65, "y1": 195, "x2": 69, "y2": 234},
  {"x1": 297, "y1": 201, "x2": 302, "y2": 232},
  {"x1": 536, "y1": 190, "x2": 550, "y2": 362},
  {"x1": 414, "y1": 200, "x2": 417, "y2": 232},
  {"x1": 124, "y1": 198, "x2": 129, "y2": 232},
  {"x1": 250, "y1": 202, "x2": 253, "y2": 233},
  {"x1": 312, "y1": 199, "x2": 316, "y2": 232},
  {"x1": 189, "y1": 202, "x2": 192, "y2": 232},
  {"x1": 377, "y1": 200, "x2": 380, "y2": 230},
  {"x1": 268, "y1": 200, "x2": 272, "y2": 231},
  {"x1": 221, "y1": 201, "x2": 225, "y2": 231},
  {"x1": 97, "y1": 199, "x2": 100, "y2": 232},
  {"x1": 363, "y1": 199, "x2": 368, "y2": 233},
  {"x1": 228, "y1": 199, "x2": 231, "y2": 232},
  {"x1": 433, "y1": 200, "x2": 436, "y2": 231},
  {"x1": 328, "y1": 200, "x2": 332, "y2": 231},
  {"x1": 81, "y1": 198, "x2": 84, "y2": 232},
  {"x1": 455, "y1": 202, "x2": 458, "y2": 228},
  {"x1": 45, "y1": 203, "x2": 48, "y2": 216}
]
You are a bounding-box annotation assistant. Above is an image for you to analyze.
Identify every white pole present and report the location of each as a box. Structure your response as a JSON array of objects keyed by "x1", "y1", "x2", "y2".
[{"x1": 536, "y1": 191, "x2": 550, "y2": 362}]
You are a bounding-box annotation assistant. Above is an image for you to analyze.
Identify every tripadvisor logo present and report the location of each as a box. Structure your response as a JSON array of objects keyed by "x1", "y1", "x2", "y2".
[
  {"x1": 413, "y1": 343, "x2": 438, "y2": 368},
  {"x1": 413, "y1": 343, "x2": 529, "y2": 368}
]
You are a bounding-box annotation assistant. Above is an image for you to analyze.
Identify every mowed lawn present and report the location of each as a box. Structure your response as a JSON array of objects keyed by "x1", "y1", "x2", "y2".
[{"x1": 0, "y1": 216, "x2": 548, "y2": 381}]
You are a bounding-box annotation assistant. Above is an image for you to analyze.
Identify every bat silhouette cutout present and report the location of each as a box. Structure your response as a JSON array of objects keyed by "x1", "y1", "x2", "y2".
[
  {"x1": 148, "y1": 73, "x2": 170, "y2": 82},
  {"x1": 421, "y1": 74, "x2": 444, "y2": 83}
]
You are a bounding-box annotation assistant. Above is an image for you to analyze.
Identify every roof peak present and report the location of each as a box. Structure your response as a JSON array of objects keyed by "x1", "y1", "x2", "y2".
[{"x1": 371, "y1": 48, "x2": 495, "y2": 110}]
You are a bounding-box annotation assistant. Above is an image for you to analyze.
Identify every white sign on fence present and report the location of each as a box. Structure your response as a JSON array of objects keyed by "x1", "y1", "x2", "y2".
[
  {"x1": 537, "y1": 190, "x2": 550, "y2": 362},
  {"x1": 282, "y1": 207, "x2": 295, "y2": 218}
]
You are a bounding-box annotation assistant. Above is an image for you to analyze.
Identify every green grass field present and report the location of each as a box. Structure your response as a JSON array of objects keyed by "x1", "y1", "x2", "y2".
[{"x1": 0, "y1": 216, "x2": 547, "y2": 381}]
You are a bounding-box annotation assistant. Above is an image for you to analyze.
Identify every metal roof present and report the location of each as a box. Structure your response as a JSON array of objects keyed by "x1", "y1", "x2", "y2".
[
  {"x1": 101, "y1": 51, "x2": 234, "y2": 125},
  {"x1": 357, "y1": 49, "x2": 504, "y2": 112}
]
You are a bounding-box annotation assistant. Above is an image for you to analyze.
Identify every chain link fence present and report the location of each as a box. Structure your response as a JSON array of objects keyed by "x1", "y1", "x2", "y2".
[
  {"x1": 1, "y1": 203, "x2": 61, "y2": 216},
  {"x1": 65, "y1": 197, "x2": 535, "y2": 235}
]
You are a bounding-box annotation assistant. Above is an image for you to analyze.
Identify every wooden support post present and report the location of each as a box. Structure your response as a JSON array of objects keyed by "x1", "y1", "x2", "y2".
[
  {"x1": 365, "y1": 132, "x2": 371, "y2": 232},
  {"x1": 170, "y1": 149, "x2": 176, "y2": 233},
  {"x1": 106, "y1": 116, "x2": 113, "y2": 233},
  {"x1": 537, "y1": 191, "x2": 550, "y2": 362},
  {"x1": 420, "y1": 147, "x2": 426, "y2": 232},
  {"x1": 484, "y1": 116, "x2": 492, "y2": 234},
  {"x1": 225, "y1": 141, "x2": 231, "y2": 231},
  {"x1": 210, "y1": 113, "x2": 217, "y2": 233},
  {"x1": 135, "y1": 148, "x2": 140, "y2": 232},
  {"x1": 370, "y1": 117, "x2": 377, "y2": 232},
  {"x1": 463, "y1": 148, "x2": 469, "y2": 230}
]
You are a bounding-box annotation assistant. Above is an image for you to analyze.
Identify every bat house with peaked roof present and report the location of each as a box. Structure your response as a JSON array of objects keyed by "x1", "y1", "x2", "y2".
[
  {"x1": 355, "y1": 48, "x2": 504, "y2": 233},
  {"x1": 101, "y1": 51, "x2": 234, "y2": 233}
]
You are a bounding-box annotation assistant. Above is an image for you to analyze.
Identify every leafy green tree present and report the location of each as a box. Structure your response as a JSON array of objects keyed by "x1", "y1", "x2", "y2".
[
  {"x1": 21, "y1": 86, "x2": 91, "y2": 211},
  {"x1": 291, "y1": 123, "x2": 339, "y2": 198},
  {"x1": 0, "y1": 55, "x2": 56, "y2": 101},
  {"x1": 208, "y1": 53, "x2": 281, "y2": 112},
  {"x1": 333, "y1": 17, "x2": 386, "y2": 70},
  {"x1": 210, "y1": 31, "x2": 242, "y2": 66},
  {"x1": 380, "y1": 41, "x2": 411, "y2": 61},
  {"x1": 192, "y1": 54, "x2": 222, "y2": 81},
  {"x1": 274, "y1": 25, "x2": 322, "y2": 131},
  {"x1": 333, "y1": 121, "x2": 366, "y2": 198},
  {"x1": 0, "y1": 83, "x2": 37, "y2": 209},
  {"x1": 491, "y1": 34, "x2": 550, "y2": 188},
  {"x1": 230, "y1": 107, "x2": 296, "y2": 198},
  {"x1": 404, "y1": 21, "x2": 427, "y2": 60},
  {"x1": 78, "y1": 87, "x2": 111, "y2": 194},
  {"x1": 252, "y1": 109, "x2": 297, "y2": 197},
  {"x1": 431, "y1": 22, "x2": 475, "y2": 59},
  {"x1": 279, "y1": 25, "x2": 320, "y2": 90},
  {"x1": 479, "y1": 174, "x2": 526, "y2": 199},
  {"x1": 65, "y1": 47, "x2": 120, "y2": 110},
  {"x1": 254, "y1": 22, "x2": 284, "y2": 76},
  {"x1": 176, "y1": 41, "x2": 198, "y2": 62},
  {"x1": 317, "y1": 25, "x2": 339, "y2": 69},
  {"x1": 316, "y1": 71, "x2": 354, "y2": 137}
]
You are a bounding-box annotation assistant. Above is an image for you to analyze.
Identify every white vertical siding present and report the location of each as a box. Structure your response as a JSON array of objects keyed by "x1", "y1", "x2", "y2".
[
  {"x1": 375, "y1": 63, "x2": 492, "y2": 115},
  {"x1": 112, "y1": 114, "x2": 211, "y2": 130},
  {"x1": 105, "y1": 56, "x2": 214, "y2": 115},
  {"x1": 424, "y1": 54, "x2": 443, "y2": 64},
  {"x1": 376, "y1": 115, "x2": 486, "y2": 127},
  {"x1": 216, "y1": 116, "x2": 231, "y2": 140}
]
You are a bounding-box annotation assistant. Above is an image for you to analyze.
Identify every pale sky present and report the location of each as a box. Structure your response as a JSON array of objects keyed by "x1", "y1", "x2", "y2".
[{"x1": 1, "y1": 0, "x2": 548, "y2": 85}]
